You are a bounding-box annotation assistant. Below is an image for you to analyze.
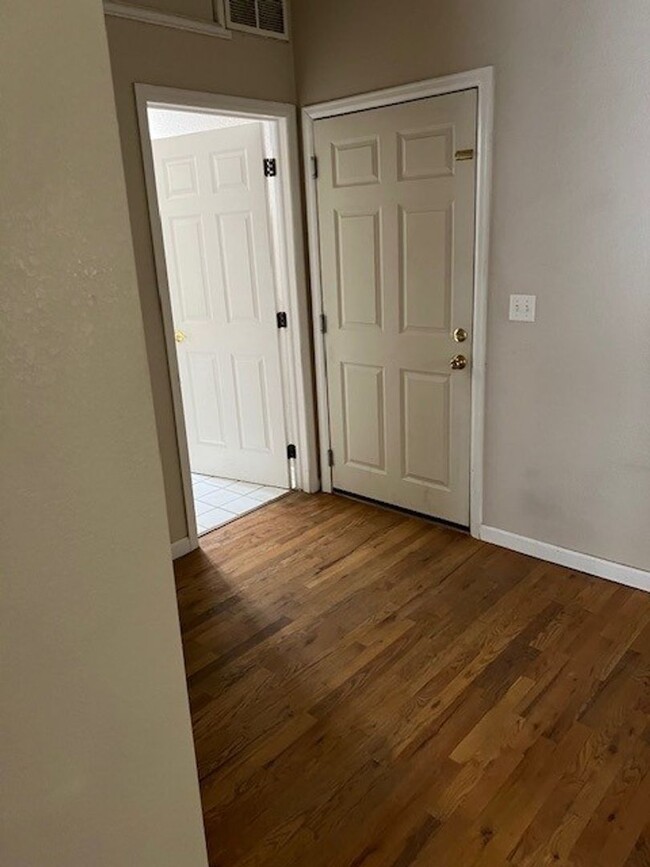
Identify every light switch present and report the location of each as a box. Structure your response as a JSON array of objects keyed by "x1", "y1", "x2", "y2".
[{"x1": 509, "y1": 294, "x2": 536, "y2": 322}]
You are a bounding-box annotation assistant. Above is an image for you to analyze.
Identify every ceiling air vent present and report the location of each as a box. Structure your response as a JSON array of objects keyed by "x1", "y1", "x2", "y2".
[{"x1": 224, "y1": 0, "x2": 288, "y2": 39}]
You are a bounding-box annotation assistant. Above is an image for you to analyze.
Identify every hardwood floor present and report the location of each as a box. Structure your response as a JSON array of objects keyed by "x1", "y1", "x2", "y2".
[{"x1": 175, "y1": 492, "x2": 650, "y2": 867}]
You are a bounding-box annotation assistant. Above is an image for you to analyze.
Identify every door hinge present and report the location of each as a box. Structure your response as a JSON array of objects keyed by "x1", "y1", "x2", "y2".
[
  {"x1": 327, "y1": 448, "x2": 334, "y2": 468},
  {"x1": 311, "y1": 156, "x2": 318, "y2": 179},
  {"x1": 263, "y1": 157, "x2": 277, "y2": 177},
  {"x1": 320, "y1": 313, "x2": 327, "y2": 334},
  {"x1": 276, "y1": 311, "x2": 288, "y2": 329},
  {"x1": 454, "y1": 148, "x2": 475, "y2": 161},
  {"x1": 287, "y1": 443, "x2": 297, "y2": 460}
]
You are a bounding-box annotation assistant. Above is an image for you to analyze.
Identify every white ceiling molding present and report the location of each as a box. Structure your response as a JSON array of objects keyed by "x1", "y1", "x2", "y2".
[{"x1": 103, "y1": 2, "x2": 232, "y2": 39}]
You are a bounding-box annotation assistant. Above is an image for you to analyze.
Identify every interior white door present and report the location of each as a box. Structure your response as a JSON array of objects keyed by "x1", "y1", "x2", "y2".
[
  {"x1": 152, "y1": 122, "x2": 289, "y2": 488},
  {"x1": 314, "y1": 90, "x2": 477, "y2": 525}
]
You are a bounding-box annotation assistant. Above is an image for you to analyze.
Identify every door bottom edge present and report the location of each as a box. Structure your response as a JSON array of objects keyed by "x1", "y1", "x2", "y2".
[{"x1": 332, "y1": 488, "x2": 469, "y2": 534}]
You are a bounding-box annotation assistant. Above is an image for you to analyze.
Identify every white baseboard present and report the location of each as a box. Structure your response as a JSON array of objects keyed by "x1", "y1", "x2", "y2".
[
  {"x1": 480, "y1": 526, "x2": 650, "y2": 594},
  {"x1": 171, "y1": 536, "x2": 193, "y2": 560}
]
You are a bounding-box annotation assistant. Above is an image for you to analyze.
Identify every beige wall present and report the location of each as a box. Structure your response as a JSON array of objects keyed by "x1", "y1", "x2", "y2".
[
  {"x1": 105, "y1": 16, "x2": 296, "y2": 543},
  {"x1": 0, "y1": 3, "x2": 207, "y2": 865},
  {"x1": 293, "y1": 0, "x2": 650, "y2": 571}
]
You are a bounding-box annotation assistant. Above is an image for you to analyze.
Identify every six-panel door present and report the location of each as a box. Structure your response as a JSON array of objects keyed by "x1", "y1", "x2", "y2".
[
  {"x1": 314, "y1": 90, "x2": 477, "y2": 525},
  {"x1": 152, "y1": 122, "x2": 289, "y2": 488}
]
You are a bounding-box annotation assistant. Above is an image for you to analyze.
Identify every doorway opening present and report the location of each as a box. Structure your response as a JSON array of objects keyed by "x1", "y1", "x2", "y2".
[{"x1": 137, "y1": 87, "x2": 317, "y2": 552}]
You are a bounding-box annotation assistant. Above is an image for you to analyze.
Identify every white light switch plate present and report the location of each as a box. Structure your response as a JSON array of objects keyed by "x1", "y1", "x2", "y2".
[{"x1": 509, "y1": 294, "x2": 536, "y2": 322}]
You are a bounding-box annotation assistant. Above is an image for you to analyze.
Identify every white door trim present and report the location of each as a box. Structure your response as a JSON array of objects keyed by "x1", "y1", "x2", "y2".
[
  {"x1": 135, "y1": 84, "x2": 318, "y2": 557},
  {"x1": 301, "y1": 67, "x2": 494, "y2": 538}
]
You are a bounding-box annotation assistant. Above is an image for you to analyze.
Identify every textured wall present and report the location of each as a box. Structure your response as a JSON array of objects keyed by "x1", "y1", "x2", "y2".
[
  {"x1": 0, "y1": 2, "x2": 208, "y2": 864},
  {"x1": 292, "y1": 0, "x2": 650, "y2": 570}
]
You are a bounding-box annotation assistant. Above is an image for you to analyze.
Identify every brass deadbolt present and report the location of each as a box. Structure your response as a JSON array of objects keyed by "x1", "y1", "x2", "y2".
[{"x1": 450, "y1": 354, "x2": 468, "y2": 370}]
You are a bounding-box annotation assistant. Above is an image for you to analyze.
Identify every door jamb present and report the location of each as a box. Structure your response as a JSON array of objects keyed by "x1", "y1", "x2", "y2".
[
  {"x1": 135, "y1": 84, "x2": 319, "y2": 555},
  {"x1": 301, "y1": 67, "x2": 494, "y2": 538}
]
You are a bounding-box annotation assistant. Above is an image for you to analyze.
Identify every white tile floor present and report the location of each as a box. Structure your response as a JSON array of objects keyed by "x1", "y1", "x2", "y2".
[{"x1": 192, "y1": 473, "x2": 288, "y2": 536}]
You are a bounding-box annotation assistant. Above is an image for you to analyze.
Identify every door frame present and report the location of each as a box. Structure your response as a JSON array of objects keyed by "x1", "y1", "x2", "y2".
[
  {"x1": 135, "y1": 84, "x2": 319, "y2": 554},
  {"x1": 301, "y1": 67, "x2": 494, "y2": 538}
]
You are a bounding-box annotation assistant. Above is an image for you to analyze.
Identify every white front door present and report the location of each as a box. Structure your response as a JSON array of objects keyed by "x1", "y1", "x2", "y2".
[
  {"x1": 314, "y1": 90, "x2": 477, "y2": 525},
  {"x1": 152, "y1": 122, "x2": 289, "y2": 488}
]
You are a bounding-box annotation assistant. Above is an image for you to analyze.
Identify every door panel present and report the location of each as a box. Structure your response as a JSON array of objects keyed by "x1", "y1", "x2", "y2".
[
  {"x1": 153, "y1": 123, "x2": 288, "y2": 487},
  {"x1": 332, "y1": 138, "x2": 380, "y2": 187},
  {"x1": 315, "y1": 90, "x2": 477, "y2": 525},
  {"x1": 341, "y1": 362, "x2": 386, "y2": 472},
  {"x1": 168, "y1": 215, "x2": 212, "y2": 320},
  {"x1": 336, "y1": 211, "x2": 382, "y2": 328},
  {"x1": 218, "y1": 212, "x2": 261, "y2": 322},
  {"x1": 397, "y1": 125, "x2": 454, "y2": 180},
  {"x1": 185, "y1": 352, "x2": 226, "y2": 446},
  {"x1": 399, "y1": 204, "x2": 452, "y2": 332},
  {"x1": 401, "y1": 369, "x2": 450, "y2": 488},
  {"x1": 231, "y1": 354, "x2": 273, "y2": 452}
]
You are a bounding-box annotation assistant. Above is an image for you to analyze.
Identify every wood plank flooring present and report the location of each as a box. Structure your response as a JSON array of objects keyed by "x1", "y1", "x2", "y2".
[{"x1": 174, "y1": 492, "x2": 650, "y2": 867}]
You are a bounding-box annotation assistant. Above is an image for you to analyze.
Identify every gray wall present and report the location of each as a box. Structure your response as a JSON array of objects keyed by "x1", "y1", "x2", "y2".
[
  {"x1": 0, "y1": 2, "x2": 208, "y2": 863},
  {"x1": 293, "y1": 0, "x2": 650, "y2": 570}
]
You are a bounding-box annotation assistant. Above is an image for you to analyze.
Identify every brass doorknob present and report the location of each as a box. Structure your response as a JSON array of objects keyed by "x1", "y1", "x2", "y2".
[
  {"x1": 450, "y1": 354, "x2": 467, "y2": 370},
  {"x1": 174, "y1": 330, "x2": 186, "y2": 343}
]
